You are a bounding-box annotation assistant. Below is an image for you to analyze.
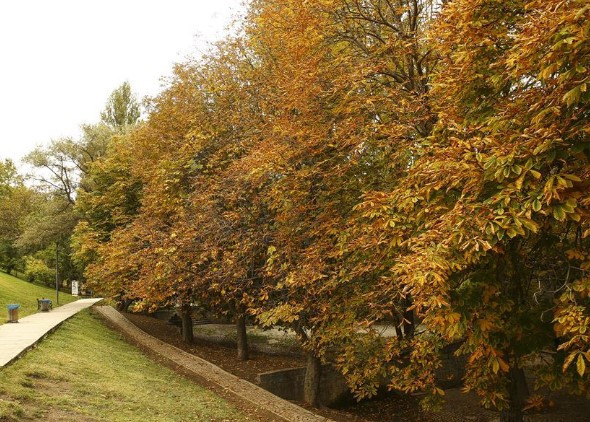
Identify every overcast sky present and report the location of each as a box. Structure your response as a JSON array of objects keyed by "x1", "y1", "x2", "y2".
[{"x1": 0, "y1": 0, "x2": 244, "y2": 165}]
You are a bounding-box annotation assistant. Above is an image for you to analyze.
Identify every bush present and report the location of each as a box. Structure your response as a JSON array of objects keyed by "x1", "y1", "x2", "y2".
[{"x1": 24, "y1": 256, "x2": 54, "y2": 286}]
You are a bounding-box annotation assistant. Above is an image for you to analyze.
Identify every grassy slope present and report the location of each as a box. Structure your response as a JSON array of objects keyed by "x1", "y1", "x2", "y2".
[
  {"x1": 0, "y1": 310, "x2": 247, "y2": 421},
  {"x1": 0, "y1": 272, "x2": 76, "y2": 323}
]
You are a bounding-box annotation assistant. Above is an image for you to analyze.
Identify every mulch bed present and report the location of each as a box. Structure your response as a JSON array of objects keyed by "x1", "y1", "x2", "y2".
[{"x1": 124, "y1": 312, "x2": 305, "y2": 384}]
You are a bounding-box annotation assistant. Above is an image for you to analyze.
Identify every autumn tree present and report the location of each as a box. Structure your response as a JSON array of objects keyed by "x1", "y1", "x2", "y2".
[
  {"x1": 122, "y1": 40, "x2": 272, "y2": 350},
  {"x1": 176, "y1": 40, "x2": 272, "y2": 359},
  {"x1": 237, "y1": 0, "x2": 439, "y2": 406},
  {"x1": 72, "y1": 132, "x2": 143, "y2": 309},
  {"x1": 328, "y1": 1, "x2": 590, "y2": 421}
]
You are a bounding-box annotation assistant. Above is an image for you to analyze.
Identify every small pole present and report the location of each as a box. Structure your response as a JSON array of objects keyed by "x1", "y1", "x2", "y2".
[{"x1": 55, "y1": 240, "x2": 59, "y2": 306}]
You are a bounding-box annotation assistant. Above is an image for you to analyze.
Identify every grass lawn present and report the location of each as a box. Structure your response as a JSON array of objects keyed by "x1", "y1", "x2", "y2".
[
  {"x1": 0, "y1": 310, "x2": 247, "y2": 421},
  {"x1": 0, "y1": 272, "x2": 76, "y2": 324}
]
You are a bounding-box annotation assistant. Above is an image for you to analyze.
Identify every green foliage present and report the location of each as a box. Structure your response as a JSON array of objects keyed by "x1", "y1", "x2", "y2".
[
  {"x1": 100, "y1": 81, "x2": 141, "y2": 130},
  {"x1": 0, "y1": 161, "x2": 33, "y2": 275},
  {"x1": 23, "y1": 256, "x2": 54, "y2": 287},
  {"x1": 0, "y1": 159, "x2": 19, "y2": 196}
]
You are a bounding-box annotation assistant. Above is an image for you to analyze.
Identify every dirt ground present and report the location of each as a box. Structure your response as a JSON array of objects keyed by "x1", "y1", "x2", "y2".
[
  {"x1": 124, "y1": 313, "x2": 305, "y2": 384},
  {"x1": 122, "y1": 312, "x2": 590, "y2": 422}
]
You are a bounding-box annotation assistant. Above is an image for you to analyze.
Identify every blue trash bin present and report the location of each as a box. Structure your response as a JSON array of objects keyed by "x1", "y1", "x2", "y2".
[
  {"x1": 7, "y1": 304, "x2": 20, "y2": 322},
  {"x1": 39, "y1": 299, "x2": 51, "y2": 312}
]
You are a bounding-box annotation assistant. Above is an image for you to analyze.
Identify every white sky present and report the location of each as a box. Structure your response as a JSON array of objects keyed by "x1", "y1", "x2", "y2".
[{"x1": 0, "y1": 0, "x2": 244, "y2": 165}]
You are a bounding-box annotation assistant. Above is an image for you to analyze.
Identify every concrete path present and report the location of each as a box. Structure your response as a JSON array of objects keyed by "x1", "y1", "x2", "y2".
[
  {"x1": 0, "y1": 298, "x2": 103, "y2": 367},
  {"x1": 95, "y1": 306, "x2": 331, "y2": 422}
]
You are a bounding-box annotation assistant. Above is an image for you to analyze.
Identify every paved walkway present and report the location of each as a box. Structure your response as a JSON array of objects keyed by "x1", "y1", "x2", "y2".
[
  {"x1": 0, "y1": 298, "x2": 103, "y2": 367},
  {"x1": 95, "y1": 306, "x2": 331, "y2": 422}
]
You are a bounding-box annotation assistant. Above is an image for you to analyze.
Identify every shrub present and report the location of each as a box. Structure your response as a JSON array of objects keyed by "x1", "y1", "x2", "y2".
[{"x1": 24, "y1": 256, "x2": 54, "y2": 286}]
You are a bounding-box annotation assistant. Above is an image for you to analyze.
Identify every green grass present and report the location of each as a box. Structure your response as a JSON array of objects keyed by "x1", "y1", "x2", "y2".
[
  {"x1": 0, "y1": 272, "x2": 76, "y2": 324},
  {"x1": 0, "y1": 310, "x2": 247, "y2": 421}
]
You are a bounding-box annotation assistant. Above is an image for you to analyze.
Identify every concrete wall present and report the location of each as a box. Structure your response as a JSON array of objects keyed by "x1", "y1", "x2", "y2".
[
  {"x1": 257, "y1": 345, "x2": 465, "y2": 407},
  {"x1": 257, "y1": 367, "x2": 307, "y2": 401},
  {"x1": 436, "y1": 342, "x2": 466, "y2": 389},
  {"x1": 257, "y1": 364, "x2": 352, "y2": 407},
  {"x1": 317, "y1": 365, "x2": 354, "y2": 406}
]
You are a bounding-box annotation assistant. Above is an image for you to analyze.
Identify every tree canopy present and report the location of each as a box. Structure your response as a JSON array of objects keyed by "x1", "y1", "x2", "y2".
[{"x1": 5, "y1": 2, "x2": 588, "y2": 421}]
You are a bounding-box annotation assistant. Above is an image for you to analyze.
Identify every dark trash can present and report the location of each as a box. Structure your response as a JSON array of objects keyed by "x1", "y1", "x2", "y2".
[
  {"x1": 7, "y1": 304, "x2": 19, "y2": 323},
  {"x1": 40, "y1": 299, "x2": 52, "y2": 312}
]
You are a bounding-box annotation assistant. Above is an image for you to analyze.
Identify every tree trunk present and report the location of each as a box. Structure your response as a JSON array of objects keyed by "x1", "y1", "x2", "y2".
[
  {"x1": 180, "y1": 305, "x2": 193, "y2": 344},
  {"x1": 304, "y1": 353, "x2": 322, "y2": 407},
  {"x1": 392, "y1": 313, "x2": 404, "y2": 339},
  {"x1": 403, "y1": 308, "x2": 415, "y2": 338},
  {"x1": 394, "y1": 324, "x2": 404, "y2": 339},
  {"x1": 116, "y1": 299, "x2": 133, "y2": 312},
  {"x1": 123, "y1": 299, "x2": 133, "y2": 312},
  {"x1": 500, "y1": 365, "x2": 529, "y2": 422},
  {"x1": 236, "y1": 314, "x2": 249, "y2": 361}
]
